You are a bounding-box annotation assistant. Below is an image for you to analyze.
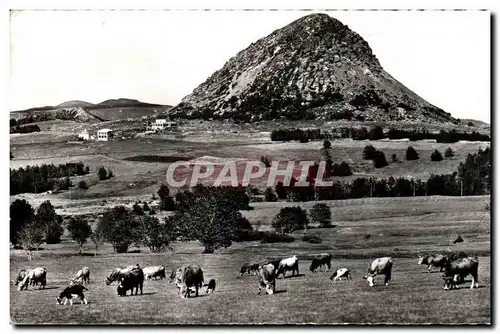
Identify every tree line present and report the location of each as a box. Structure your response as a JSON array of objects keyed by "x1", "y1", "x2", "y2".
[{"x1": 10, "y1": 162, "x2": 91, "y2": 195}]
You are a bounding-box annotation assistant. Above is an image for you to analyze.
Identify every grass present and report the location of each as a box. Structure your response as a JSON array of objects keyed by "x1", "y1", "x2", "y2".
[{"x1": 10, "y1": 196, "x2": 490, "y2": 324}]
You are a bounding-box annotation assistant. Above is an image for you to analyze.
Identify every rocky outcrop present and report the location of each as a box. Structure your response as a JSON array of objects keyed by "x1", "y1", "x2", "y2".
[{"x1": 168, "y1": 13, "x2": 454, "y2": 123}]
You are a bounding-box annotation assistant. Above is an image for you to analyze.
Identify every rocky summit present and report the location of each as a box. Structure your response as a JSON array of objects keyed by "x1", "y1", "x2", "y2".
[{"x1": 168, "y1": 13, "x2": 454, "y2": 123}]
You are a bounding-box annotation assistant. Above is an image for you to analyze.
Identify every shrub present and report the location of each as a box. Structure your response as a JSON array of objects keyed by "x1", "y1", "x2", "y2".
[
  {"x1": 107, "y1": 169, "x2": 114, "y2": 178},
  {"x1": 309, "y1": 203, "x2": 331, "y2": 227},
  {"x1": 98, "y1": 167, "x2": 108, "y2": 181},
  {"x1": 373, "y1": 150, "x2": 389, "y2": 168},
  {"x1": 264, "y1": 187, "x2": 278, "y2": 202},
  {"x1": 323, "y1": 140, "x2": 332, "y2": 149},
  {"x1": 78, "y1": 180, "x2": 88, "y2": 190},
  {"x1": 149, "y1": 209, "x2": 157, "y2": 215},
  {"x1": 332, "y1": 162, "x2": 353, "y2": 176},
  {"x1": 405, "y1": 146, "x2": 420, "y2": 160},
  {"x1": 132, "y1": 202, "x2": 145, "y2": 215},
  {"x1": 275, "y1": 181, "x2": 287, "y2": 200},
  {"x1": 302, "y1": 235, "x2": 322, "y2": 244},
  {"x1": 142, "y1": 202, "x2": 150, "y2": 211},
  {"x1": 260, "y1": 231, "x2": 295, "y2": 244},
  {"x1": 369, "y1": 126, "x2": 384, "y2": 140},
  {"x1": 272, "y1": 206, "x2": 309, "y2": 234},
  {"x1": 391, "y1": 153, "x2": 398, "y2": 162},
  {"x1": 431, "y1": 149, "x2": 444, "y2": 162},
  {"x1": 260, "y1": 156, "x2": 271, "y2": 168},
  {"x1": 445, "y1": 147, "x2": 455, "y2": 158},
  {"x1": 363, "y1": 145, "x2": 377, "y2": 160}
]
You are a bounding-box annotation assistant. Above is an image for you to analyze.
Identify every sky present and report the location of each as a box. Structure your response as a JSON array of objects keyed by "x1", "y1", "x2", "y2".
[{"x1": 9, "y1": 10, "x2": 491, "y2": 122}]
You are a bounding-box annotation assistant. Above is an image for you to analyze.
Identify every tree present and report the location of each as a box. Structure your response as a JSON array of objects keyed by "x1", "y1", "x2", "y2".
[
  {"x1": 373, "y1": 150, "x2": 389, "y2": 168},
  {"x1": 363, "y1": 145, "x2": 377, "y2": 160},
  {"x1": 323, "y1": 140, "x2": 332, "y2": 149},
  {"x1": 405, "y1": 146, "x2": 420, "y2": 161},
  {"x1": 142, "y1": 216, "x2": 173, "y2": 253},
  {"x1": 99, "y1": 206, "x2": 143, "y2": 253},
  {"x1": 17, "y1": 223, "x2": 45, "y2": 261},
  {"x1": 143, "y1": 202, "x2": 151, "y2": 211},
  {"x1": 369, "y1": 126, "x2": 384, "y2": 140},
  {"x1": 272, "y1": 206, "x2": 309, "y2": 234},
  {"x1": 264, "y1": 187, "x2": 278, "y2": 202},
  {"x1": 90, "y1": 223, "x2": 105, "y2": 256},
  {"x1": 35, "y1": 200, "x2": 62, "y2": 244},
  {"x1": 10, "y1": 152, "x2": 13, "y2": 160},
  {"x1": 171, "y1": 191, "x2": 242, "y2": 253},
  {"x1": 67, "y1": 216, "x2": 92, "y2": 255},
  {"x1": 98, "y1": 167, "x2": 108, "y2": 181},
  {"x1": 158, "y1": 184, "x2": 175, "y2": 211},
  {"x1": 332, "y1": 161, "x2": 353, "y2": 176},
  {"x1": 310, "y1": 203, "x2": 332, "y2": 227},
  {"x1": 431, "y1": 149, "x2": 444, "y2": 162},
  {"x1": 10, "y1": 199, "x2": 35, "y2": 245},
  {"x1": 260, "y1": 156, "x2": 271, "y2": 168},
  {"x1": 78, "y1": 180, "x2": 89, "y2": 190},
  {"x1": 45, "y1": 216, "x2": 64, "y2": 244},
  {"x1": 445, "y1": 147, "x2": 455, "y2": 158},
  {"x1": 132, "y1": 202, "x2": 145, "y2": 216},
  {"x1": 108, "y1": 168, "x2": 114, "y2": 178},
  {"x1": 275, "y1": 181, "x2": 287, "y2": 200}
]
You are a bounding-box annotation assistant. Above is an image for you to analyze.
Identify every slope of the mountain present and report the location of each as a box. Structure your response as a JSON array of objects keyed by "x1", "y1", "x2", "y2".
[
  {"x1": 56, "y1": 100, "x2": 96, "y2": 108},
  {"x1": 168, "y1": 13, "x2": 454, "y2": 123},
  {"x1": 95, "y1": 98, "x2": 164, "y2": 109}
]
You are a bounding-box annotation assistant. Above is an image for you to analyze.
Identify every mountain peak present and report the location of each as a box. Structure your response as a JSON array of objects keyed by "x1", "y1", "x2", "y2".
[{"x1": 169, "y1": 14, "x2": 453, "y2": 123}]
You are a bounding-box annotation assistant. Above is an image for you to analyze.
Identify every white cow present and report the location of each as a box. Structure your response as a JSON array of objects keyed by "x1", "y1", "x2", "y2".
[
  {"x1": 363, "y1": 257, "x2": 393, "y2": 287},
  {"x1": 276, "y1": 255, "x2": 299, "y2": 278},
  {"x1": 143, "y1": 266, "x2": 166, "y2": 280},
  {"x1": 18, "y1": 267, "x2": 47, "y2": 291}
]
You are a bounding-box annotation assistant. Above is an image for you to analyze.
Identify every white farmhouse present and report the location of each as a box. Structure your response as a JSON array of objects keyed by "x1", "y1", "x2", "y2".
[
  {"x1": 151, "y1": 118, "x2": 177, "y2": 131},
  {"x1": 97, "y1": 128, "x2": 114, "y2": 141},
  {"x1": 78, "y1": 129, "x2": 90, "y2": 141}
]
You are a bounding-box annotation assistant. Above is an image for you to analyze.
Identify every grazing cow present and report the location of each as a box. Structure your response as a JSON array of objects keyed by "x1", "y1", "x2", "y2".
[
  {"x1": 330, "y1": 268, "x2": 352, "y2": 281},
  {"x1": 117, "y1": 267, "x2": 144, "y2": 296},
  {"x1": 276, "y1": 255, "x2": 299, "y2": 278},
  {"x1": 18, "y1": 267, "x2": 47, "y2": 291},
  {"x1": 310, "y1": 253, "x2": 332, "y2": 272},
  {"x1": 14, "y1": 269, "x2": 28, "y2": 287},
  {"x1": 174, "y1": 265, "x2": 204, "y2": 298},
  {"x1": 56, "y1": 284, "x2": 88, "y2": 305},
  {"x1": 239, "y1": 263, "x2": 260, "y2": 276},
  {"x1": 418, "y1": 254, "x2": 448, "y2": 273},
  {"x1": 267, "y1": 260, "x2": 282, "y2": 270},
  {"x1": 441, "y1": 256, "x2": 479, "y2": 290},
  {"x1": 105, "y1": 265, "x2": 138, "y2": 285},
  {"x1": 143, "y1": 266, "x2": 166, "y2": 280},
  {"x1": 71, "y1": 267, "x2": 91, "y2": 285},
  {"x1": 257, "y1": 263, "x2": 276, "y2": 295},
  {"x1": 206, "y1": 279, "x2": 216, "y2": 294},
  {"x1": 363, "y1": 257, "x2": 393, "y2": 287}
]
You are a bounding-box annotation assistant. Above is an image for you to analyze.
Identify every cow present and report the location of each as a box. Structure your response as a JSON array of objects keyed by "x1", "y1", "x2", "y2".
[
  {"x1": 276, "y1": 255, "x2": 299, "y2": 279},
  {"x1": 418, "y1": 254, "x2": 448, "y2": 273},
  {"x1": 18, "y1": 267, "x2": 47, "y2": 291},
  {"x1": 71, "y1": 267, "x2": 90, "y2": 285},
  {"x1": 239, "y1": 263, "x2": 260, "y2": 276},
  {"x1": 310, "y1": 253, "x2": 332, "y2": 272},
  {"x1": 441, "y1": 256, "x2": 479, "y2": 290},
  {"x1": 174, "y1": 265, "x2": 204, "y2": 298},
  {"x1": 267, "y1": 260, "x2": 282, "y2": 270},
  {"x1": 117, "y1": 267, "x2": 144, "y2": 296},
  {"x1": 105, "y1": 265, "x2": 138, "y2": 285},
  {"x1": 14, "y1": 269, "x2": 28, "y2": 287},
  {"x1": 330, "y1": 268, "x2": 352, "y2": 281},
  {"x1": 363, "y1": 257, "x2": 393, "y2": 287},
  {"x1": 206, "y1": 279, "x2": 216, "y2": 294},
  {"x1": 56, "y1": 284, "x2": 88, "y2": 305},
  {"x1": 257, "y1": 263, "x2": 276, "y2": 295},
  {"x1": 143, "y1": 266, "x2": 166, "y2": 280}
]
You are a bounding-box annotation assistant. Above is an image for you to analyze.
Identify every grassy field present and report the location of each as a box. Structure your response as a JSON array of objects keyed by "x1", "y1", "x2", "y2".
[{"x1": 10, "y1": 196, "x2": 490, "y2": 325}]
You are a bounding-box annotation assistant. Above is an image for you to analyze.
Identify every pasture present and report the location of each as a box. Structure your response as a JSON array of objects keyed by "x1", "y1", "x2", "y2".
[{"x1": 10, "y1": 196, "x2": 491, "y2": 324}]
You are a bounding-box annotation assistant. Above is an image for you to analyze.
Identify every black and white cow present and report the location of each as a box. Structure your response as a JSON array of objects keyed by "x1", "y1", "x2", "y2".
[
  {"x1": 330, "y1": 268, "x2": 352, "y2": 281},
  {"x1": 276, "y1": 255, "x2": 299, "y2": 279},
  {"x1": 441, "y1": 256, "x2": 479, "y2": 290},
  {"x1": 56, "y1": 284, "x2": 88, "y2": 305},
  {"x1": 363, "y1": 257, "x2": 393, "y2": 287},
  {"x1": 257, "y1": 263, "x2": 276, "y2": 295}
]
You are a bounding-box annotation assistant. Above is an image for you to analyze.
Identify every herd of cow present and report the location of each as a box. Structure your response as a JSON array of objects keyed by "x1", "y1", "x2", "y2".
[{"x1": 12, "y1": 251, "x2": 480, "y2": 306}]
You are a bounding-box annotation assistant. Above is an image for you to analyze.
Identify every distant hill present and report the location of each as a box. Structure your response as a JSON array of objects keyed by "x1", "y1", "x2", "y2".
[
  {"x1": 56, "y1": 100, "x2": 96, "y2": 108},
  {"x1": 94, "y1": 98, "x2": 165, "y2": 109}
]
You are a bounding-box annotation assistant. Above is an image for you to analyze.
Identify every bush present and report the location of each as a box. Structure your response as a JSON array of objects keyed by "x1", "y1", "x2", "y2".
[
  {"x1": 369, "y1": 126, "x2": 384, "y2": 140},
  {"x1": 431, "y1": 149, "x2": 443, "y2": 162},
  {"x1": 323, "y1": 140, "x2": 332, "y2": 149},
  {"x1": 142, "y1": 202, "x2": 150, "y2": 211},
  {"x1": 98, "y1": 167, "x2": 108, "y2": 181},
  {"x1": 363, "y1": 145, "x2": 378, "y2": 160},
  {"x1": 445, "y1": 147, "x2": 455, "y2": 158},
  {"x1": 332, "y1": 162, "x2": 353, "y2": 176},
  {"x1": 260, "y1": 156, "x2": 271, "y2": 168},
  {"x1": 78, "y1": 180, "x2": 88, "y2": 190},
  {"x1": 107, "y1": 169, "x2": 114, "y2": 178},
  {"x1": 302, "y1": 235, "x2": 322, "y2": 244},
  {"x1": 309, "y1": 203, "x2": 331, "y2": 227},
  {"x1": 275, "y1": 181, "x2": 287, "y2": 200},
  {"x1": 264, "y1": 187, "x2": 278, "y2": 202},
  {"x1": 132, "y1": 202, "x2": 145, "y2": 215},
  {"x1": 260, "y1": 232, "x2": 295, "y2": 244},
  {"x1": 391, "y1": 154, "x2": 398, "y2": 162},
  {"x1": 149, "y1": 209, "x2": 157, "y2": 215},
  {"x1": 405, "y1": 146, "x2": 420, "y2": 161},
  {"x1": 373, "y1": 150, "x2": 389, "y2": 168},
  {"x1": 272, "y1": 206, "x2": 309, "y2": 234}
]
